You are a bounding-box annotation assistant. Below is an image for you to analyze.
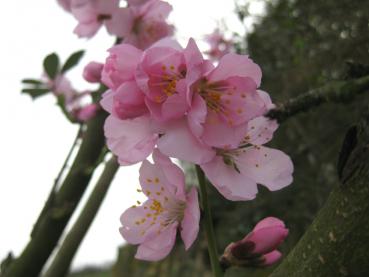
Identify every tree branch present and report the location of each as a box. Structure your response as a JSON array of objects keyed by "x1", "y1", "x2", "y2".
[
  {"x1": 44, "y1": 157, "x2": 119, "y2": 277},
  {"x1": 267, "y1": 75, "x2": 369, "y2": 122},
  {"x1": 2, "y1": 112, "x2": 107, "y2": 277},
  {"x1": 270, "y1": 110, "x2": 369, "y2": 276}
]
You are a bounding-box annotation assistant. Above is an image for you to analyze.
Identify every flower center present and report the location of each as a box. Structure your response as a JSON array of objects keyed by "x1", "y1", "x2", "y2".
[
  {"x1": 197, "y1": 78, "x2": 237, "y2": 125},
  {"x1": 152, "y1": 64, "x2": 186, "y2": 103}
]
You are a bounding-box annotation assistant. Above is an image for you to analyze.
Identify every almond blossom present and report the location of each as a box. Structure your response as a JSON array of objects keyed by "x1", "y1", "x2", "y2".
[
  {"x1": 100, "y1": 37, "x2": 293, "y2": 199},
  {"x1": 204, "y1": 28, "x2": 233, "y2": 60},
  {"x1": 70, "y1": 0, "x2": 120, "y2": 38},
  {"x1": 135, "y1": 38, "x2": 203, "y2": 122},
  {"x1": 109, "y1": 0, "x2": 174, "y2": 49},
  {"x1": 120, "y1": 149, "x2": 200, "y2": 261}
]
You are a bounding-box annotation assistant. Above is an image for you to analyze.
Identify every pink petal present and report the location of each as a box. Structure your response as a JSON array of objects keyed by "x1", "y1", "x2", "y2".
[
  {"x1": 139, "y1": 160, "x2": 177, "y2": 199},
  {"x1": 95, "y1": 0, "x2": 119, "y2": 14},
  {"x1": 236, "y1": 146, "x2": 293, "y2": 191},
  {"x1": 208, "y1": 53, "x2": 262, "y2": 87},
  {"x1": 74, "y1": 21, "x2": 101, "y2": 38},
  {"x1": 135, "y1": 222, "x2": 178, "y2": 261},
  {"x1": 83, "y1": 61, "x2": 103, "y2": 83},
  {"x1": 201, "y1": 156, "x2": 258, "y2": 201},
  {"x1": 262, "y1": 250, "x2": 282, "y2": 266},
  {"x1": 243, "y1": 116, "x2": 278, "y2": 146},
  {"x1": 119, "y1": 200, "x2": 160, "y2": 244},
  {"x1": 244, "y1": 226, "x2": 289, "y2": 255},
  {"x1": 187, "y1": 94, "x2": 207, "y2": 138},
  {"x1": 105, "y1": 8, "x2": 134, "y2": 37},
  {"x1": 144, "y1": 0, "x2": 172, "y2": 20},
  {"x1": 104, "y1": 115, "x2": 157, "y2": 165},
  {"x1": 201, "y1": 111, "x2": 247, "y2": 149},
  {"x1": 152, "y1": 149, "x2": 186, "y2": 200},
  {"x1": 258, "y1": 90, "x2": 275, "y2": 110},
  {"x1": 102, "y1": 43, "x2": 143, "y2": 89},
  {"x1": 180, "y1": 187, "x2": 200, "y2": 250},
  {"x1": 113, "y1": 81, "x2": 147, "y2": 119},
  {"x1": 100, "y1": 89, "x2": 114, "y2": 113},
  {"x1": 183, "y1": 38, "x2": 203, "y2": 71},
  {"x1": 139, "y1": 150, "x2": 186, "y2": 201},
  {"x1": 254, "y1": 217, "x2": 286, "y2": 232},
  {"x1": 158, "y1": 120, "x2": 215, "y2": 164}
]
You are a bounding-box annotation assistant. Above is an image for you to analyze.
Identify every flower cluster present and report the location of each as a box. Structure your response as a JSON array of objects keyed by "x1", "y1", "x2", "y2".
[
  {"x1": 101, "y1": 38, "x2": 293, "y2": 201},
  {"x1": 54, "y1": 0, "x2": 294, "y2": 264},
  {"x1": 57, "y1": 0, "x2": 174, "y2": 48}
]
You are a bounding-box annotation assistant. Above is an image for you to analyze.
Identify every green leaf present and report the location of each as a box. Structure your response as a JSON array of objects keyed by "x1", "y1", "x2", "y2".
[
  {"x1": 21, "y1": 79, "x2": 44, "y2": 85},
  {"x1": 61, "y1": 50, "x2": 85, "y2": 73},
  {"x1": 22, "y1": 88, "x2": 50, "y2": 99},
  {"x1": 43, "y1": 53, "x2": 60, "y2": 80}
]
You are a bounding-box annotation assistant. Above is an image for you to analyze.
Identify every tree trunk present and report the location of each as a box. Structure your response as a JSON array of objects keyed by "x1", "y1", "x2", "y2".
[{"x1": 271, "y1": 111, "x2": 369, "y2": 277}]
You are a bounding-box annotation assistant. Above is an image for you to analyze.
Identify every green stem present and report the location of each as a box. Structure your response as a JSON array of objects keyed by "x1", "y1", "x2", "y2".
[
  {"x1": 195, "y1": 165, "x2": 223, "y2": 277},
  {"x1": 31, "y1": 125, "x2": 83, "y2": 238},
  {"x1": 2, "y1": 112, "x2": 107, "y2": 277},
  {"x1": 44, "y1": 157, "x2": 119, "y2": 277}
]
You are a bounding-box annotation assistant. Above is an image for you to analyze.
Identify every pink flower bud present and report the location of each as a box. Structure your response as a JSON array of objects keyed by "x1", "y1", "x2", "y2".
[
  {"x1": 220, "y1": 217, "x2": 288, "y2": 269},
  {"x1": 83, "y1": 62, "x2": 104, "y2": 83},
  {"x1": 262, "y1": 250, "x2": 282, "y2": 266},
  {"x1": 77, "y1": 104, "x2": 98, "y2": 122},
  {"x1": 242, "y1": 217, "x2": 289, "y2": 255}
]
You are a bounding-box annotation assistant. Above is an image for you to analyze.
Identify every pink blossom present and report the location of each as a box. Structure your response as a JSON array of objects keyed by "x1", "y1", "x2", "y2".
[
  {"x1": 109, "y1": 0, "x2": 174, "y2": 49},
  {"x1": 221, "y1": 217, "x2": 288, "y2": 268},
  {"x1": 76, "y1": 103, "x2": 98, "y2": 122},
  {"x1": 44, "y1": 74, "x2": 76, "y2": 105},
  {"x1": 204, "y1": 29, "x2": 233, "y2": 60},
  {"x1": 57, "y1": 0, "x2": 72, "y2": 12},
  {"x1": 71, "y1": 0, "x2": 120, "y2": 38},
  {"x1": 200, "y1": 115, "x2": 293, "y2": 201},
  {"x1": 83, "y1": 61, "x2": 104, "y2": 83},
  {"x1": 188, "y1": 53, "x2": 267, "y2": 149},
  {"x1": 102, "y1": 44, "x2": 143, "y2": 90},
  {"x1": 120, "y1": 149, "x2": 200, "y2": 261},
  {"x1": 135, "y1": 38, "x2": 204, "y2": 122}
]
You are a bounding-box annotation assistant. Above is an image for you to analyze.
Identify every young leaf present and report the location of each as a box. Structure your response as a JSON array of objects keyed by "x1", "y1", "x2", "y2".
[
  {"x1": 21, "y1": 79, "x2": 44, "y2": 85},
  {"x1": 43, "y1": 53, "x2": 60, "y2": 80},
  {"x1": 61, "y1": 50, "x2": 85, "y2": 73},
  {"x1": 22, "y1": 88, "x2": 50, "y2": 99}
]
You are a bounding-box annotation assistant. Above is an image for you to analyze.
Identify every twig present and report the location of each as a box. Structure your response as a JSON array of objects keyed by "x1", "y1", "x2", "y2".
[{"x1": 267, "y1": 75, "x2": 369, "y2": 122}]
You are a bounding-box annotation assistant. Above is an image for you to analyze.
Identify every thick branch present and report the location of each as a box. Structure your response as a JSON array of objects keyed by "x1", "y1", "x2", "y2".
[
  {"x1": 2, "y1": 112, "x2": 107, "y2": 277},
  {"x1": 267, "y1": 75, "x2": 369, "y2": 122},
  {"x1": 44, "y1": 157, "x2": 119, "y2": 277},
  {"x1": 270, "y1": 111, "x2": 369, "y2": 276}
]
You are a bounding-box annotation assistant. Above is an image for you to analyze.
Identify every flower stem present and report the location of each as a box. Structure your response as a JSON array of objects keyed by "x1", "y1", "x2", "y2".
[{"x1": 195, "y1": 165, "x2": 223, "y2": 277}]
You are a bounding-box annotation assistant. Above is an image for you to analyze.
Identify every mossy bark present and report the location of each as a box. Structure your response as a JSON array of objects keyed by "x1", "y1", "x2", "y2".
[{"x1": 271, "y1": 112, "x2": 369, "y2": 277}]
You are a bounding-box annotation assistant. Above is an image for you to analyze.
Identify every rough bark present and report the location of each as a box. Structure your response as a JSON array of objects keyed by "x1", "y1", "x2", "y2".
[
  {"x1": 270, "y1": 111, "x2": 369, "y2": 277},
  {"x1": 1, "y1": 112, "x2": 107, "y2": 277}
]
